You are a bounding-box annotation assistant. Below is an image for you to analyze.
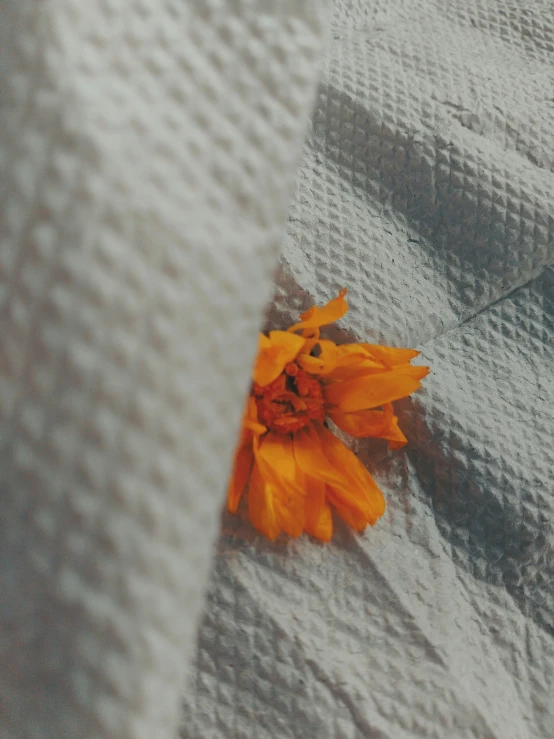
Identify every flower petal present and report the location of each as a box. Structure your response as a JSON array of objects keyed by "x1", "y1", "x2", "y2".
[
  {"x1": 248, "y1": 462, "x2": 281, "y2": 540},
  {"x1": 330, "y1": 403, "x2": 394, "y2": 438},
  {"x1": 299, "y1": 341, "x2": 383, "y2": 379},
  {"x1": 294, "y1": 425, "x2": 385, "y2": 525},
  {"x1": 287, "y1": 289, "x2": 348, "y2": 334},
  {"x1": 241, "y1": 396, "x2": 267, "y2": 438},
  {"x1": 227, "y1": 443, "x2": 253, "y2": 514},
  {"x1": 297, "y1": 340, "x2": 339, "y2": 375},
  {"x1": 363, "y1": 344, "x2": 420, "y2": 368},
  {"x1": 325, "y1": 344, "x2": 384, "y2": 381},
  {"x1": 385, "y1": 415, "x2": 408, "y2": 450},
  {"x1": 330, "y1": 403, "x2": 409, "y2": 449},
  {"x1": 256, "y1": 433, "x2": 305, "y2": 538},
  {"x1": 319, "y1": 426, "x2": 386, "y2": 524},
  {"x1": 254, "y1": 331, "x2": 305, "y2": 386},
  {"x1": 325, "y1": 488, "x2": 368, "y2": 531},
  {"x1": 304, "y1": 476, "x2": 333, "y2": 542},
  {"x1": 325, "y1": 364, "x2": 429, "y2": 412}
]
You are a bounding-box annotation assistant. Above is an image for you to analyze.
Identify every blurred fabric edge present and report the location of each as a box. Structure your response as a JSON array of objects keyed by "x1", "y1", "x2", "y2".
[{"x1": 0, "y1": 1, "x2": 332, "y2": 737}]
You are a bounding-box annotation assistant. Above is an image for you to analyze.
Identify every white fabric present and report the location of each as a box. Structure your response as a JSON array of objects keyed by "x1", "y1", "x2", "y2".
[
  {"x1": 2, "y1": 0, "x2": 553, "y2": 738},
  {"x1": 0, "y1": 2, "x2": 330, "y2": 738},
  {"x1": 182, "y1": 1, "x2": 554, "y2": 738}
]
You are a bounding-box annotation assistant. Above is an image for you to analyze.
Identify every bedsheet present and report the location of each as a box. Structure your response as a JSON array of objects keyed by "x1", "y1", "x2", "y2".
[{"x1": 181, "y1": 2, "x2": 554, "y2": 737}]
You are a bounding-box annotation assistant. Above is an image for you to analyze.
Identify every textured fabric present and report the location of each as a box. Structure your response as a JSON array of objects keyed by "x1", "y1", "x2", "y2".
[
  {"x1": 182, "y1": 1, "x2": 554, "y2": 738},
  {"x1": 0, "y1": 2, "x2": 330, "y2": 738}
]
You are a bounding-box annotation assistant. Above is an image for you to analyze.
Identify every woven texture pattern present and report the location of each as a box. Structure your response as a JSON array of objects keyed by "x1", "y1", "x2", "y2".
[
  {"x1": 0, "y1": 2, "x2": 329, "y2": 737},
  {"x1": 182, "y1": 1, "x2": 554, "y2": 737}
]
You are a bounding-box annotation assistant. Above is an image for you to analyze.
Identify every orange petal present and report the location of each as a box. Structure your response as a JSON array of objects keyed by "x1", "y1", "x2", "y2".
[
  {"x1": 248, "y1": 462, "x2": 281, "y2": 540},
  {"x1": 336, "y1": 344, "x2": 381, "y2": 361},
  {"x1": 386, "y1": 415, "x2": 408, "y2": 450},
  {"x1": 363, "y1": 344, "x2": 420, "y2": 368},
  {"x1": 325, "y1": 344, "x2": 384, "y2": 381},
  {"x1": 297, "y1": 340, "x2": 339, "y2": 375},
  {"x1": 299, "y1": 340, "x2": 382, "y2": 381},
  {"x1": 330, "y1": 403, "x2": 394, "y2": 438},
  {"x1": 294, "y1": 425, "x2": 385, "y2": 525},
  {"x1": 287, "y1": 289, "x2": 348, "y2": 334},
  {"x1": 304, "y1": 476, "x2": 333, "y2": 542},
  {"x1": 318, "y1": 426, "x2": 386, "y2": 524},
  {"x1": 256, "y1": 433, "x2": 305, "y2": 538},
  {"x1": 325, "y1": 364, "x2": 429, "y2": 412},
  {"x1": 300, "y1": 337, "x2": 320, "y2": 355},
  {"x1": 227, "y1": 443, "x2": 253, "y2": 513},
  {"x1": 330, "y1": 403, "x2": 409, "y2": 449},
  {"x1": 325, "y1": 487, "x2": 368, "y2": 531},
  {"x1": 238, "y1": 397, "x2": 266, "y2": 444},
  {"x1": 254, "y1": 331, "x2": 305, "y2": 387},
  {"x1": 243, "y1": 419, "x2": 267, "y2": 436}
]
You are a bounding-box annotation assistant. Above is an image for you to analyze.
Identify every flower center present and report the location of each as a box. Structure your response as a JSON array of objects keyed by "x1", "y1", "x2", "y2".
[{"x1": 253, "y1": 362, "x2": 325, "y2": 434}]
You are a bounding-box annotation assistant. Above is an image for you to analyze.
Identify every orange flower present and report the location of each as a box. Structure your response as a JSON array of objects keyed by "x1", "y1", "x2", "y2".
[{"x1": 228, "y1": 290, "x2": 429, "y2": 541}]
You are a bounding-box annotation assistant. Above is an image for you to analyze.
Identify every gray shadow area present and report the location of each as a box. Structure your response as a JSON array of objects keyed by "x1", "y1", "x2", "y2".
[
  {"x1": 266, "y1": 262, "x2": 554, "y2": 638},
  {"x1": 310, "y1": 81, "x2": 553, "y2": 319}
]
